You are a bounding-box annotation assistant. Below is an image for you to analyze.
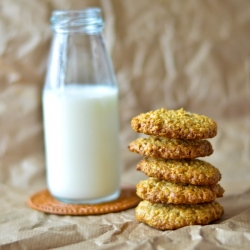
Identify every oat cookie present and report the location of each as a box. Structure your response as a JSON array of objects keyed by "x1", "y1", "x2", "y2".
[
  {"x1": 136, "y1": 178, "x2": 224, "y2": 204},
  {"x1": 131, "y1": 108, "x2": 217, "y2": 139},
  {"x1": 128, "y1": 136, "x2": 213, "y2": 159},
  {"x1": 136, "y1": 200, "x2": 224, "y2": 230},
  {"x1": 137, "y1": 158, "x2": 221, "y2": 185}
]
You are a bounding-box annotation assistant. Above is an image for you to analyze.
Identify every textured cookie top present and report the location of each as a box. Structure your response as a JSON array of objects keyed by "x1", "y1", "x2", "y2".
[
  {"x1": 128, "y1": 136, "x2": 213, "y2": 159},
  {"x1": 136, "y1": 200, "x2": 224, "y2": 230},
  {"x1": 131, "y1": 108, "x2": 217, "y2": 139},
  {"x1": 137, "y1": 158, "x2": 221, "y2": 185},
  {"x1": 136, "y1": 178, "x2": 224, "y2": 204}
]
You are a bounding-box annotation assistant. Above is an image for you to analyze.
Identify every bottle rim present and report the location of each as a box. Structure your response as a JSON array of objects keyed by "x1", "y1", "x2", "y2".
[{"x1": 51, "y1": 8, "x2": 104, "y2": 33}]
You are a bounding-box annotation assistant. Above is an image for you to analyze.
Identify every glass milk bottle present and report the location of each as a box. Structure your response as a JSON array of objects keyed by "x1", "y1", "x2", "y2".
[{"x1": 42, "y1": 8, "x2": 120, "y2": 204}]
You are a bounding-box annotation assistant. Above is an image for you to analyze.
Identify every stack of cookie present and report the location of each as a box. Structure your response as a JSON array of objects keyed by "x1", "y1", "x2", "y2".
[{"x1": 128, "y1": 108, "x2": 224, "y2": 230}]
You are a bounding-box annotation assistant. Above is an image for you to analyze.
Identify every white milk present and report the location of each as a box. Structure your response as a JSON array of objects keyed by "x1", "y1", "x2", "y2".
[{"x1": 42, "y1": 84, "x2": 120, "y2": 203}]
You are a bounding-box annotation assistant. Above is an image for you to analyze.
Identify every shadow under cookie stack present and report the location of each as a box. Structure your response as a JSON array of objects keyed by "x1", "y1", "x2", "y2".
[{"x1": 128, "y1": 108, "x2": 224, "y2": 230}]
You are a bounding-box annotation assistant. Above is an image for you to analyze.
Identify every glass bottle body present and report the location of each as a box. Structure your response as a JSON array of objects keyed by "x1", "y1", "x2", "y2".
[{"x1": 42, "y1": 9, "x2": 120, "y2": 204}]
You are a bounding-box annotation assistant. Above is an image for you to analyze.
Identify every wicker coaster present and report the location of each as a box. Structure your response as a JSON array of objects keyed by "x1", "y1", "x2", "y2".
[{"x1": 28, "y1": 187, "x2": 141, "y2": 215}]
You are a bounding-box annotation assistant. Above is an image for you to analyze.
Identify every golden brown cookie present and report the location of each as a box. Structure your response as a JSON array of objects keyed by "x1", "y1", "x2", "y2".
[
  {"x1": 137, "y1": 158, "x2": 221, "y2": 185},
  {"x1": 136, "y1": 200, "x2": 224, "y2": 230},
  {"x1": 136, "y1": 178, "x2": 224, "y2": 204},
  {"x1": 131, "y1": 108, "x2": 217, "y2": 139},
  {"x1": 128, "y1": 136, "x2": 213, "y2": 159}
]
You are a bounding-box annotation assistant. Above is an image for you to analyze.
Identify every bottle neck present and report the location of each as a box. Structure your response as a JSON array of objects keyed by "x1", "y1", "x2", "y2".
[{"x1": 51, "y1": 8, "x2": 104, "y2": 34}]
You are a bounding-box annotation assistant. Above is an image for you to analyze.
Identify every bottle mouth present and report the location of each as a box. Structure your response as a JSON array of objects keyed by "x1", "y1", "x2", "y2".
[{"x1": 51, "y1": 8, "x2": 104, "y2": 33}]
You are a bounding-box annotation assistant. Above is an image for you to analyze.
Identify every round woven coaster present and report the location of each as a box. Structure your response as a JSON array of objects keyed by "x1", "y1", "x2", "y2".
[{"x1": 28, "y1": 187, "x2": 141, "y2": 215}]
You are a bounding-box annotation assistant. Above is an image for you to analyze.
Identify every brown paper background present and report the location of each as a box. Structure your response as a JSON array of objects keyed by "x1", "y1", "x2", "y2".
[{"x1": 0, "y1": 0, "x2": 250, "y2": 249}]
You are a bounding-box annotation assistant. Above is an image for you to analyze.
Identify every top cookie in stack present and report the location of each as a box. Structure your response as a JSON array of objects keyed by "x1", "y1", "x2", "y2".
[
  {"x1": 131, "y1": 108, "x2": 217, "y2": 139},
  {"x1": 128, "y1": 108, "x2": 224, "y2": 230}
]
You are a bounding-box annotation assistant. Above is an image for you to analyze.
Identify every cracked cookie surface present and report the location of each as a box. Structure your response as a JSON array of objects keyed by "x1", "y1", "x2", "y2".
[
  {"x1": 136, "y1": 177, "x2": 224, "y2": 204},
  {"x1": 131, "y1": 108, "x2": 217, "y2": 139},
  {"x1": 128, "y1": 136, "x2": 213, "y2": 159},
  {"x1": 136, "y1": 200, "x2": 224, "y2": 230},
  {"x1": 137, "y1": 158, "x2": 221, "y2": 185}
]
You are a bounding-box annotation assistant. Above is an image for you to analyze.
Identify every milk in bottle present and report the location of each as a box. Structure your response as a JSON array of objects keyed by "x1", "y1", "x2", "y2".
[{"x1": 43, "y1": 9, "x2": 120, "y2": 204}]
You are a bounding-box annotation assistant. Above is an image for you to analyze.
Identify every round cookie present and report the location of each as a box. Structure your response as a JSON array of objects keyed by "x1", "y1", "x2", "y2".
[
  {"x1": 136, "y1": 178, "x2": 224, "y2": 204},
  {"x1": 137, "y1": 158, "x2": 221, "y2": 185},
  {"x1": 128, "y1": 136, "x2": 213, "y2": 159},
  {"x1": 135, "y1": 200, "x2": 224, "y2": 230},
  {"x1": 131, "y1": 108, "x2": 217, "y2": 139}
]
